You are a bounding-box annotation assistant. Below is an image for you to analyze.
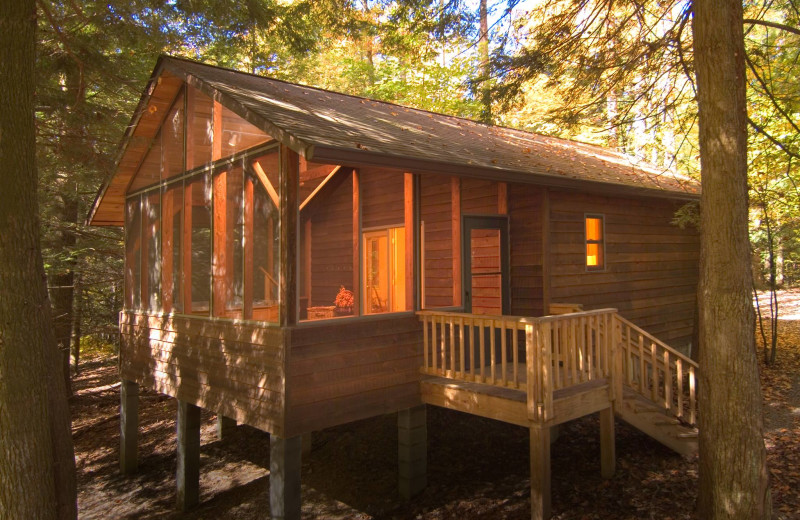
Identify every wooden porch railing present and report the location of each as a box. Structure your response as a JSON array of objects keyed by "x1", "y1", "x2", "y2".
[
  {"x1": 417, "y1": 308, "x2": 619, "y2": 422},
  {"x1": 615, "y1": 315, "x2": 698, "y2": 426},
  {"x1": 417, "y1": 309, "x2": 699, "y2": 426}
]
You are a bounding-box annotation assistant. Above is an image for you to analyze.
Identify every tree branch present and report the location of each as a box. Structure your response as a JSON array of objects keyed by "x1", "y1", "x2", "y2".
[
  {"x1": 748, "y1": 116, "x2": 800, "y2": 161},
  {"x1": 744, "y1": 18, "x2": 800, "y2": 37}
]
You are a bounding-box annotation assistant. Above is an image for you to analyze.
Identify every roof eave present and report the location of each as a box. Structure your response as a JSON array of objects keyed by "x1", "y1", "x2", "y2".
[{"x1": 307, "y1": 145, "x2": 701, "y2": 202}]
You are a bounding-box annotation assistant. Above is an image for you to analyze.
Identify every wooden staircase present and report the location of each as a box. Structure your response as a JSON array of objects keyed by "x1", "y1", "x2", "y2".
[
  {"x1": 615, "y1": 387, "x2": 698, "y2": 456},
  {"x1": 614, "y1": 315, "x2": 699, "y2": 457}
]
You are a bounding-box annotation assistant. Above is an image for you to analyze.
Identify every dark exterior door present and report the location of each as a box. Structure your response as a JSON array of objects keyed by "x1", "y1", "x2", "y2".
[{"x1": 462, "y1": 216, "x2": 510, "y2": 315}]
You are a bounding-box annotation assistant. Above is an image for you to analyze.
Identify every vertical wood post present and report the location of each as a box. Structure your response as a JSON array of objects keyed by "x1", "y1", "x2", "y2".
[
  {"x1": 212, "y1": 170, "x2": 227, "y2": 316},
  {"x1": 352, "y1": 168, "x2": 361, "y2": 314},
  {"x1": 398, "y1": 405, "x2": 427, "y2": 499},
  {"x1": 279, "y1": 145, "x2": 299, "y2": 326},
  {"x1": 216, "y1": 415, "x2": 236, "y2": 440},
  {"x1": 530, "y1": 423, "x2": 551, "y2": 520},
  {"x1": 176, "y1": 400, "x2": 201, "y2": 511},
  {"x1": 404, "y1": 172, "x2": 415, "y2": 310},
  {"x1": 119, "y1": 379, "x2": 139, "y2": 475},
  {"x1": 270, "y1": 434, "x2": 302, "y2": 520},
  {"x1": 498, "y1": 181, "x2": 508, "y2": 214},
  {"x1": 599, "y1": 407, "x2": 616, "y2": 479}
]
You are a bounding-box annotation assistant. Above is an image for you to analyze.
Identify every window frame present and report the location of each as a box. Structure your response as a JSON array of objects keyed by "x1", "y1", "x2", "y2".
[{"x1": 584, "y1": 213, "x2": 606, "y2": 272}]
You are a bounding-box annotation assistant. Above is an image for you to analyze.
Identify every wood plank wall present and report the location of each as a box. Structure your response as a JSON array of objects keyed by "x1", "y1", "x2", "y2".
[
  {"x1": 548, "y1": 190, "x2": 699, "y2": 346},
  {"x1": 285, "y1": 315, "x2": 422, "y2": 436},
  {"x1": 461, "y1": 178, "x2": 499, "y2": 214},
  {"x1": 420, "y1": 175, "x2": 454, "y2": 308},
  {"x1": 119, "y1": 311, "x2": 287, "y2": 435},
  {"x1": 361, "y1": 167, "x2": 405, "y2": 228},
  {"x1": 508, "y1": 184, "x2": 546, "y2": 317},
  {"x1": 308, "y1": 171, "x2": 354, "y2": 307}
]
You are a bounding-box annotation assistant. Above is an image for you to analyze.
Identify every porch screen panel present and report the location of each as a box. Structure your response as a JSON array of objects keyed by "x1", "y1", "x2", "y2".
[
  {"x1": 247, "y1": 172, "x2": 280, "y2": 322},
  {"x1": 161, "y1": 181, "x2": 183, "y2": 313},
  {"x1": 360, "y1": 168, "x2": 408, "y2": 314},
  {"x1": 125, "y1": 196, "x2": 142, "y2": 309},
  {"x1": 220, "y1": 104, "x2": 272, "y2": 157},
  {"x1": 142, "y1": 191, "x2": 161, "y2": 311},
  {"x1": 187, "y1": 172, "x2": 212, "y2": 315},
  {"x1": 129, "y1": 131, "x2": 162, "y2": 192},
  {"x1": 186, "y1": 87, "x2": 213, "y2": 170},
  {"x1": 162, "y1": 92, "x2": 185, "y2": 179},
  {"x1": 300, "y1": 170, "x2": 355, "y2": 321}
]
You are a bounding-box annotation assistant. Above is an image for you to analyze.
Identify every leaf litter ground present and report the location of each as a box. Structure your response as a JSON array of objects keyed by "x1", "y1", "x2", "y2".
[{"x1": 74, "y1": 291, "x2": 800, "y2": 519}]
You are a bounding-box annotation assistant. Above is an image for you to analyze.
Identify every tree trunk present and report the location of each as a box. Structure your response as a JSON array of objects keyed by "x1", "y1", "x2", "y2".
[
  {"x1": 71, "y1": 271, "x2": 84, "y2": 374},
  {"x1": 693, "y1": 1, "x2": 772, "y2": 518},
  {"x1": 0, "y1": 1, "x2": 77, "y2": 518},
  {"x1": 478, "y1": 0, "x2": 491, "y2": 124}
]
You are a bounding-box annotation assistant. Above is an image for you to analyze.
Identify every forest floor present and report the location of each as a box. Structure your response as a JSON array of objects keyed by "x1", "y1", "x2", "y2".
[{"x1": 73, "y1": 290, "x2": 800, "y2": 519}]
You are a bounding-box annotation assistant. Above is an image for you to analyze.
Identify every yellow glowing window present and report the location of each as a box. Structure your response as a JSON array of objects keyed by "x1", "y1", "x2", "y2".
[
  {"x1": 363, "y1": 227, "x2": 406, "y2": 314},
  {"x1": 585, "y1": 215, "x2": 605, "y2": 270}
]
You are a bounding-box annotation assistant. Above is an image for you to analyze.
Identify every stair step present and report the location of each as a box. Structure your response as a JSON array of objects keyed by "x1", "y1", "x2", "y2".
[{"x1": 654, "y1": 420, "x2": 680, "y2": 426}]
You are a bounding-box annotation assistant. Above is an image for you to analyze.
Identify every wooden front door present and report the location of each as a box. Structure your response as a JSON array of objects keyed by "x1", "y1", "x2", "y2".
[{"x1": 462, "y1": 216, "x2": 510, "y2": 315}]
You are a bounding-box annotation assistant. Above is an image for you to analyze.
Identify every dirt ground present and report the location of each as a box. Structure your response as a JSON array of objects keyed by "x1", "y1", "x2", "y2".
[{"x1": 73, "y1": 292, "x2": 800, "y2": 519}]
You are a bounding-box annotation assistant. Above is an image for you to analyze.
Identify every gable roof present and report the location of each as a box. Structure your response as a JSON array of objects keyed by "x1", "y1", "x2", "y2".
[{"x1": 89, "y1": 55, "x2": 699, "y2": 226}]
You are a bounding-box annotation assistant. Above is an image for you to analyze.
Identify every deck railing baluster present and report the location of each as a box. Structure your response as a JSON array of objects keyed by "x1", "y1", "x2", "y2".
[{"x1": 676, "y1": 358, "x2": 684, "y2": 419}]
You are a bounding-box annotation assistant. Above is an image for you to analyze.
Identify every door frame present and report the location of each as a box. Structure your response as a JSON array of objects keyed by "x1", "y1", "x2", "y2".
[{"x1": 461, "y1": 215, "x2": 511, "y2": 315}]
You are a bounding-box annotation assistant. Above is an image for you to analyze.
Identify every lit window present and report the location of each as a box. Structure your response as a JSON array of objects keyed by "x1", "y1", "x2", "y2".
[
  {"x1": 585, "y1": 215, "x2": 605, "y2": 271},
  {"x1": 363, "y1": 226, "x2": 406, "y2": 314}
]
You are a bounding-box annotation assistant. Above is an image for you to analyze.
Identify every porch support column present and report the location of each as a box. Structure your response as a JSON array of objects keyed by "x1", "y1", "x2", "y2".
[
  {"x1": 176, "y1": 400, "x2": 201, "y2": 511},
  {"x1": 398, "y1": 405, "x2": 427, "y2": 499},
  {"x1": 270, "y1": 434, "x2": 302, "y2": 520},
  {"x1": 530, "y1": 423, "x2": 551, "y2": 520},
  {"x1": 216, "y1": 415, "x2": 237, "y2": 440},
  {"x1": 119, "y1": 379, "x2": 139, "y2": 474},
  {"x1": 599, "y1": 407, "x2": 616, "y2": 478}
]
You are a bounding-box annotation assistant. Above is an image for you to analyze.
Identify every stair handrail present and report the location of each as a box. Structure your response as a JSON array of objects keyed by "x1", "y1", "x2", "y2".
[{"x1": 614, "y1": 314, "x2": 698, "y2": 426}]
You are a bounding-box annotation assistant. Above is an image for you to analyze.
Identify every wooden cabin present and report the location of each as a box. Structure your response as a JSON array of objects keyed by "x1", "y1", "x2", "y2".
[{"x1": 89, "y1": 56, "x2": 702, "y2": 520}]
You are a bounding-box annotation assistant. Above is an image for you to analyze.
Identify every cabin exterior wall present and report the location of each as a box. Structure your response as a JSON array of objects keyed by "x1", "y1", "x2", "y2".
[
  {"x1": 547, "y1": 190, "x2": 699, "y2": 348},
  {"x1": 119, "y1": 310, "x2": 287, "y2": 435},
  {"x1": 284, "y1": 314, "x2": 422, "y2": 436}
]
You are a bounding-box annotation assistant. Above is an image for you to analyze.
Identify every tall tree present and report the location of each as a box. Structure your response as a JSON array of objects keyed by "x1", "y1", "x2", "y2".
[
  {"x1": 0, "y1": 0, "x2": 77, "y2": 517},
  {"x1": 693, "y1": 0, "x2": 771, "y2": 517},
  {"x1": 478, "y1": 0, "x2": 491, "y2": 123}
]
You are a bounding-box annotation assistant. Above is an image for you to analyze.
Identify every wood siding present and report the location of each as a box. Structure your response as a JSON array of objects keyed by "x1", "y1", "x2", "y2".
[
  {"x1": 548, "y1": 191, "x2": 699, "y2": 347},
  {"x1": 420, "y1": 175, "x2": 454, "y2": 308},
  {"x1": 361, "y1": 167, "x2": 405, "y2": 229},
  {"x1": 509, "y1": 184, "x2": 546, "y2": 317},
  {"x1": 461, "y1": 178, "x2": 499, "y2": 214},
  {"x1": 285, "y1": 314, "x2": 423, "y2": 436},
  {"x1": 119, "y1": 311, "x2": 286, "y2": 435}
]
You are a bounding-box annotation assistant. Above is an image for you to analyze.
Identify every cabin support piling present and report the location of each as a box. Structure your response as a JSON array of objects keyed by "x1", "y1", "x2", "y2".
[
  {"x1": 119, "y1": 379, "x2": 139, "y2": 474},
  {"x1": 176, "y1": 400, "x2": 201, "y2": 511},
  {"x1": 269, "y1": 434, "x2": 302, "y2": 520},
  {"x1": 216, "y1": 415, "x2": 236, "y2": 440},
  {"x1": 530, "y1": 423, "x2": 551, "y2": 520},
  {"x1": 398, "y1": 405, "x2": 427, "y2": 500},
  {"x1": 599, "y1": 407, "x2": 615, "y2": 478}
]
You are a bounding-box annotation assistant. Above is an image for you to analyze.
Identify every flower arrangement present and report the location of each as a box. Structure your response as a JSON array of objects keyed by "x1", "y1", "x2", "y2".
[{"x1": 334, "y1": 285, "x2": 354, "y2": 312}]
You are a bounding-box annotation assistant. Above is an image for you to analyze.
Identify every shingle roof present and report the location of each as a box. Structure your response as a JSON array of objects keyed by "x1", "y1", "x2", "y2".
[
  {"x1": 89, "y1": 56, "x2": 699, "y2": 226},
  {"x1": 169, "y1": 57, "x2": 699, "y2": 197}
]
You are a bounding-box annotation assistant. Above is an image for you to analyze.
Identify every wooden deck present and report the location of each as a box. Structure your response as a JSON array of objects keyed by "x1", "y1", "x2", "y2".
[
  {"x1": 421, "y1": 373, "x2": 610, "y2": 428},
  {"x1": 417, "y1": 308, "x2": 700, "y2": 520}
]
